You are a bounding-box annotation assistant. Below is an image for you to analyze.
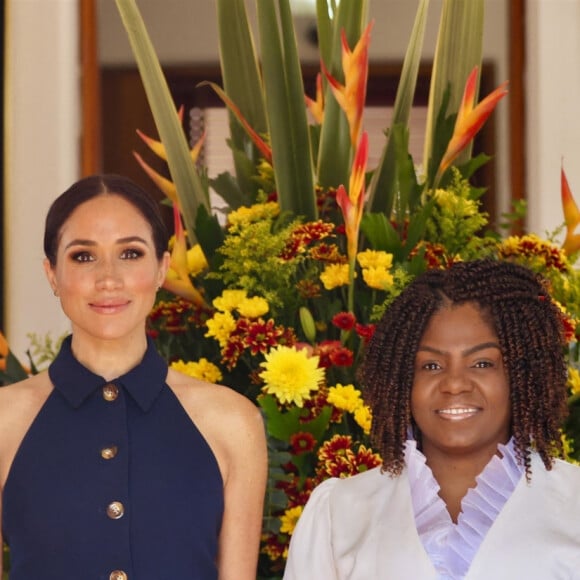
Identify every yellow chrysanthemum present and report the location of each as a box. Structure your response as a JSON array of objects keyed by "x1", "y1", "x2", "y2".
[
  {"x1": 170, "y1": 358, "x2": 223, "y2": 383},
  {"x1": 237, "y1": 296, "x2": 269, "y2": 319},
  {"x1": 213, "y1": 289, "x2": 248, "y2": 312},
  {"x1": 279, "y1": 505, "x2": 303, "y2": 535},
  {"x1": 568, "y1": 367, "x2": 580, "y2": 396},
  {"x1": 356, "y1": 249, "x2": 393, "y2": 270},
  {"x1": 327, "y1": 383, "x2": 363, "y2": 413},
  {"x1": 205, "y1": 311, "x2": 237, "y2": 347},
  {"x1": 228, "y1": 201, "x2": 280, "y2": 227},
  {"x1": 362, "y1": 267, "x2": 394, "y2": 290},
  {"x1": 186, "y1": 244, "x2": 208, "y2": 276},
  {"x1": 320, "y1": 263, "x2": 350, "y2": 290},
  {"x1": 354, "y1": 405, "x2": 372, "y2": 435},
  {"x1": 260, "y1": 345, "x2": 325, "y2": 407}
]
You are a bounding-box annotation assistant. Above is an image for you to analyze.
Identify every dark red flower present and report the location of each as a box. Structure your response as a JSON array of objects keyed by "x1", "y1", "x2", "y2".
[{"x1": 331, "y1": 311, "x2": 356, "y2": 331}]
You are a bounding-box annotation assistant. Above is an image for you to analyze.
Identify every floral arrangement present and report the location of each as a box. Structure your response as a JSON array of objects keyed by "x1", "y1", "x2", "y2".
[{"x1": 2, "y1": 1, "x2": 580, "y2": 578}]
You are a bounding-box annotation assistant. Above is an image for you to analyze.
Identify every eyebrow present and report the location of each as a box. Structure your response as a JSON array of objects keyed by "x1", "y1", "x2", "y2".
[
  {"x1": 64, "y1": 236, "x2": 150, "y2": 250},
  {"x1": 418, "y1": 341, "x2": 501, "y2": 357}
]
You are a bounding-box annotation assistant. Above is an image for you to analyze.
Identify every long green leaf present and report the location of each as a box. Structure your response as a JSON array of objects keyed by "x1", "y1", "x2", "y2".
[
  {"x1": 367, "y1": 0, "x2": 430, "y2": 215},
  {"x1": 216, "y1": 0, "x2": 267, "y2": 199},
  {"x1": 115, "y1": 0, "x2": 210, "y2": 245},
  {"x1": 423, "y1": 0, "x2": 485, "y2": 170},
  {"x1": 316, "y1": 1, "x2": 368, "y2": 189},
  {"x1": 257, "y1": 0, "x2": 317, "y2": 220}
]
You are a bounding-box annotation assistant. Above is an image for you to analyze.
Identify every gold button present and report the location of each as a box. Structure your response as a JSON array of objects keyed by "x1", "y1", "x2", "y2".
[
  {"x1": 106, "y1": 501, "x2": 125, "y2": 520},
  {"x1": 101, "y1": 445, "x2": 118, "y2": 460},
  {"x1": 109, "y1": 571, "x2": 127, "y2": 580},
  {"x1": 102, "y1": 383, "x2": 119, "y2": 402}
]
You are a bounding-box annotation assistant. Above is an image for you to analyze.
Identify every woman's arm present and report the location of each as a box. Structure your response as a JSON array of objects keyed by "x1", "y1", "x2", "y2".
[{"x1": 216, "y1": 397, "x2": 268, "y2": 580}]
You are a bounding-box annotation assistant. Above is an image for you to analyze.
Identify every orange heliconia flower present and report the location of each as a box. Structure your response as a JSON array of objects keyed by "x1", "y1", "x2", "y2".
[
  {"x1": 305, "y1": 73, "x2": 325, "y2": 125},
  {"x1": 162, "y1": 203, "x2": 207, "y2": 307},
  {"x1": 133, "y1": 105, "x2": 205, "y2": 204},
  {"x1": 435, "y1": 66, "x2": 508, "y2": 185},
  {"x1": 323, "y1": 21, "x2": 374, "y2": 148},
  {"x1": 336, "y1": 132, "x2": 369, "y2": 263},
  {"x1": 561, "y1": 165, "x2": 580, "y2": 256}
]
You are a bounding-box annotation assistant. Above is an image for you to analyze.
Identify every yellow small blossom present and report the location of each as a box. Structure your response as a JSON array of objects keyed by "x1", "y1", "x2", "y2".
[
  {"x1": 327, "y1": 383, "x2": 363, "y2": 413},
  {"x1": 362, "y1": 267, "x2": 394, "y2": 290},
  {"x1": 205, "y1": 311, "x2": 237, "y2": 347},
  {"x1": 354, "y1": 405, "x2": 372, "y2": 435},
  {"x1": 320, "y1": 263, "x2": 350, "y2": 290},
  {"x1": 279, "y1": 506, "x2": 303, "y2": 535},
  {"x1": 260, "y1": 345, "x2": 325, "y2": 407},
  {"x1": 568, "y1": 367, "x2": 580, "y2": 396},
  {"x1": 228, "y1": 201, "x2": 280, "y2": 227},
  {"x1": 213, "y1": 289, "x2": 248, "y2": 312},
  {"x1": 356, "y1": 249, "x2": 393, "y2": 270},
  {"x1": 434, "y1": 188, "x2": 479, "y2": 216},
  {"x1": 171, "y1": 358, "x2": 223, "y2": 383},
  {"x1": 186, "y1": 244, "x2": 208, "y2": 276},
  {"x1": 237, "y1": 296, "x2": 269, "y2": 319}
]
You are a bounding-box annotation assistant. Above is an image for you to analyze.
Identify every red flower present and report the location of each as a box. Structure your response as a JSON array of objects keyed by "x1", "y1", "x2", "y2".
[
  {"x1": 331, "y1": 311, "x2": 356, "y2": 331},
  {"x1": 355, "y1": 323, "x2": 375, "y2": 342},
  {"x1": 289, "y1": 432, "x2": 317, "y2": 455},
  {"x1": 329, "y1": 346, "x2": 354, "y2": 367}
]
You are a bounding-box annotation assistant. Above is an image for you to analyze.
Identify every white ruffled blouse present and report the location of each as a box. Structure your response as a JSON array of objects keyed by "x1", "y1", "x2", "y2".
[{"x1": 405, "y1": 438, "x2": 524, "y2": 579}]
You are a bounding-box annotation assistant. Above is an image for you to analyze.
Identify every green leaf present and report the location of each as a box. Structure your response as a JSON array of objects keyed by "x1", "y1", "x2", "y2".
[
  {"x1": 423, "y1": 0, "x2": 485, "y2": 170},
  {"x1": 259, "y1": 394, "x2": 332, "y2": 442},
  {"x1": 316, "y1": 1, "x2": 368, "y2": 189},
  {"x1": 367, "y1": 0, "x2": 430, "y2": 214},
  {"x1": 256, "y1": 0, "x2": 317, "y2": 221},
  {"x1": 115, "y1": 0, "x2": 211, "y2": 246},
  {"x1": 361, "y1": 212, "x2": 404, "y2": 257},
  {"x1": 216, "y1": 0, "x2": 268, "y2": 200}
]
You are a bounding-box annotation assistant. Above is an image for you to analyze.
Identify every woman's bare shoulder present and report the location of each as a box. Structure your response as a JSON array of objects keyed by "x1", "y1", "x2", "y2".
[
  {"x1": 0, "y1": 371, "x2": 53, "y2": 410},
  {"x1": 166, "y1": 368, "x2": 261, "y2": 423}
]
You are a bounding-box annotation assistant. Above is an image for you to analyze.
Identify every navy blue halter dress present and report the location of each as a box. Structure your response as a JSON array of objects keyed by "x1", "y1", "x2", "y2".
[{"x1": 2, "y1": 336, "x2": 223, "y2": 580}]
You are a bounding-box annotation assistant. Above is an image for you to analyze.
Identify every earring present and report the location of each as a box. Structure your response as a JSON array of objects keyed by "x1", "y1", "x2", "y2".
[{"x1": 53, "y1": 288, "x2": 59, "y2": 297}]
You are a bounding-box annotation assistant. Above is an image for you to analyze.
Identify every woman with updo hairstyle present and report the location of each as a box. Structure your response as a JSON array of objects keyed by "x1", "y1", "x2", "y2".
[
  {"x1": 285, "y1": 259, "x2": 580, "y2": 579},
  {"x1": 0, "y1": 174, "x2": 267, "y2": 580}
]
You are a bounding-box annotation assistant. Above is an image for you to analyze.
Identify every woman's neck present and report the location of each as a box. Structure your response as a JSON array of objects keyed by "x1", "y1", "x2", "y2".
[{"x1": 70, "y1": 334, "x2": 148, "y2": 381}]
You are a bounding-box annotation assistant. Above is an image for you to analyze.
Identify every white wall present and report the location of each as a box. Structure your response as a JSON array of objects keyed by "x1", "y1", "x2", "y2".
[
  {"x1": 4, "y1": 0, "x2": 80, "y2": 359},
  {"x1": 526, "y1": 0, "x2": 580, "y2": 238}
]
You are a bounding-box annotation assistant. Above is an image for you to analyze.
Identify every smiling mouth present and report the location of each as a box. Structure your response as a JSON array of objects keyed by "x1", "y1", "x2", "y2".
[{"x1": 436, "y1": 407, "x2": 480, "y2": 418}]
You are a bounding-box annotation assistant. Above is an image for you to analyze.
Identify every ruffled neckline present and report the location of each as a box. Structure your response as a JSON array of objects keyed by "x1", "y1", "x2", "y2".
[{"x1": 405, "y1": 438, "x2": 524, "y2": 579}]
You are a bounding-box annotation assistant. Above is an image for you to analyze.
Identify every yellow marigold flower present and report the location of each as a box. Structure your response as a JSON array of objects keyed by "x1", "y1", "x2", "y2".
[
  {"x1": 354, "y1": 405, "x2": 372, "y2": 435},
  {"x1": 320, "y1": 263, "x2": 350, "y2": 290},
  {"x1": 327, "y1": 383, "x2": 363, "y2": 413},
  {"x1": 186, "y1": 244, "x2": 208, "y2": 276},
  {"x1": 213, "y1": 289, "x2": 248, "y2": 312},
  {"x1": 170, "y1": 358, "x2": 223, "y2": 383},
  {"x1": 356, "y1": 249, "x2": 393, "y2": 270},
  {"x1": 227, "y1": 201, "x2": 280, "y2": 227},
  {"x1": 260, "y1": 345, "x2": 325, "y2": 407},
  {"x1": 279, "y1": 505, "x2": 303, "y2": 535},
  {"x1": 362, "y1": 267, "x2": 394, "y2": 290},
  {"x1": 568, "y1": 367, "x2": 580, "y2": 396},
  {"x1": 205, "y1": 311, "x2": 237, "y2": 347},
  {"x1": 237, "y1": 296, "x2": 269, "y2": 319}
]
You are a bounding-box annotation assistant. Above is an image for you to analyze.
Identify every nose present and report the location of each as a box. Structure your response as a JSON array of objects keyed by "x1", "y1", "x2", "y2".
[
  {"x1": 440, "y1": 366, "x2": 473, "y2": 394},
  {"x1": 95, "y1": 259, "x2": 123, "y2": 290}
]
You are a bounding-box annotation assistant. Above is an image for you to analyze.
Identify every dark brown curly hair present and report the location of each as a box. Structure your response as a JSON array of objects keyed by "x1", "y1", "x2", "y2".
[{"x1": 359, "y1": 258, "x2": 569, "y2": 478}]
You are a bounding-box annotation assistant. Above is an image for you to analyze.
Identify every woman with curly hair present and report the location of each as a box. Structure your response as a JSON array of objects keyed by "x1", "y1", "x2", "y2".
[{"x1": 284, "y1": 259, "x2": 580, "y2": 579}]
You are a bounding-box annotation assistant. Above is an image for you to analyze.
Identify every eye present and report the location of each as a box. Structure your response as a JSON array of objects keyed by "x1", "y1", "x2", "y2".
[
  {"x1": 422, "y1": 361, "x2": 442, "y2": 371},
  {"x1": 473, "y1": 360, "x2": 494, "y2": 369},
  {"x1": 121, "y1": 248, "x2": 144, "y2": 260},
  {"x1": 71, "y1": 251, "x2": 94, "y2": 263}
]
